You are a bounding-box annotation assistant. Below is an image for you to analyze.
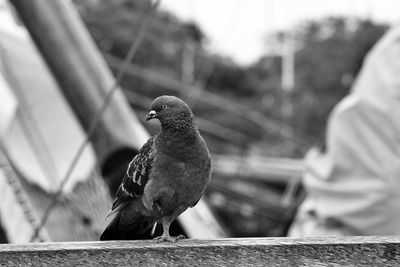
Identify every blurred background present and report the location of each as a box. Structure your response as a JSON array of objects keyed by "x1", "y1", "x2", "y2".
[{"x1": 0, "y1": 0, "x2": 398, "y2": 243}]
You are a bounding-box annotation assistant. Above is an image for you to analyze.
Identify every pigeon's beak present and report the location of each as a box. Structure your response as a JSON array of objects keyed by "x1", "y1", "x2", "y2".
[{"x1": 146, "y1": 110, "x2": 157, "y2": 121}]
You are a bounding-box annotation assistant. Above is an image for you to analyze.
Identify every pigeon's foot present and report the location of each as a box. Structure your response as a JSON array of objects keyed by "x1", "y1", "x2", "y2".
[{"x1": 153, "y1": 234, "x2": 185, "y2": 243}]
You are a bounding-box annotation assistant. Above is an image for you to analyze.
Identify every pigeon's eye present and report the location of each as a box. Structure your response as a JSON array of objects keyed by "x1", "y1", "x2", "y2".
[{"x1": 162, "y1": 104, "x2": 169, "y2": 109}]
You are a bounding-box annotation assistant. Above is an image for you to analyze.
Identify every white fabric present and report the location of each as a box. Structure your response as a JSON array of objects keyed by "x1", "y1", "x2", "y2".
[
  {"x1": 0, "y1": 7, "x2": 96, "y2": 194},
  {"x1": 289, "y1": 25, "x2": 400, "y2": 236},
  {"x1": 0, "y1": 68, "x2": 17, "y2": 137}
]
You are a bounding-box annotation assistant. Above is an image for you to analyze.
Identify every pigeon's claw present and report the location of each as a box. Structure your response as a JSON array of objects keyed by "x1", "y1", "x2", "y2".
[{"x1": 153, "y1": 234, "x2": 185, "y2": 243}]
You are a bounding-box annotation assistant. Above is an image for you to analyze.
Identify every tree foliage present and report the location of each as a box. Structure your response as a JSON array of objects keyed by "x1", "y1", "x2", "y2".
[{"x1": 253, "y1": 17, "x2": 388, "y2": 140}]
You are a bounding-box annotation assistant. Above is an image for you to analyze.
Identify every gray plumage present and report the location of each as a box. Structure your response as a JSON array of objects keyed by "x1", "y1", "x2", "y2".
[{"x1": 100, "y1": 95, "x2": 212, "y2": 242}]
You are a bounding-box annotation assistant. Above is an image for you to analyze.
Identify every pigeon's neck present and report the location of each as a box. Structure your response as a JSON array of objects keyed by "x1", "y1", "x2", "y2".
[
  {"x1": 160, "y1": 109, "x2": 195, "y2": 131},
  {"x1": 156, "y1": 116, "x2": 204, "y2": 160},
  {"x1": 159, "y1": 120, "x2": 199, "y2": 142}
]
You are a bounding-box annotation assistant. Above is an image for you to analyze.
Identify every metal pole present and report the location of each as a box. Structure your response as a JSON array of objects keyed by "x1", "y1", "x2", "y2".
[{"x1": 10, "y1": 0, "x2": 149, "y2": 165}]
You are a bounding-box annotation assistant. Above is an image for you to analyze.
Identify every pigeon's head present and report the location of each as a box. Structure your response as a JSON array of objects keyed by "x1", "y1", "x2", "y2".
[{"x1": 146, "y1": 95, "x2": 193, "y2": 124}]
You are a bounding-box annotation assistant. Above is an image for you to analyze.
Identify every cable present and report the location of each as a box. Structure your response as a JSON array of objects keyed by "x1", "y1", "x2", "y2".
[{"x1": 29, "y1": 0, "x2": 161, "y2": 242}]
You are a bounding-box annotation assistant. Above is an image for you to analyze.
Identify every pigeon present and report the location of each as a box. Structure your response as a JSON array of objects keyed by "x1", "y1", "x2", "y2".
[{"x1": 100, "y1": 95, "x2": 212, "y2": 242}]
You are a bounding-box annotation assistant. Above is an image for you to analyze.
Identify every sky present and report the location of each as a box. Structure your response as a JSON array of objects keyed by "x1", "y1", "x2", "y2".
[{"x1": 160, "y1": 0, "x2": 400, "y2": 65}]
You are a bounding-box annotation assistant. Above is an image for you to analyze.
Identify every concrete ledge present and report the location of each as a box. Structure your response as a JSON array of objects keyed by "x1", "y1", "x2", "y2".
[{"x1": 1, "y1": 236, "x2": 399, "y2": 266}]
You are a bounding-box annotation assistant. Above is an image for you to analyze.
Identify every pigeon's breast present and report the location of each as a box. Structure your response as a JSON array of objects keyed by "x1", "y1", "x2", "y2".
[{"x1": 150, "y1": 151, "x2": 211, "y2": 213}]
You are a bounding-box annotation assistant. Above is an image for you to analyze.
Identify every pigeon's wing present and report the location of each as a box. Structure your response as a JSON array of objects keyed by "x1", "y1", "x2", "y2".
[{"x1": 107, "y1": 137, "x2": 155, "y2": 217}]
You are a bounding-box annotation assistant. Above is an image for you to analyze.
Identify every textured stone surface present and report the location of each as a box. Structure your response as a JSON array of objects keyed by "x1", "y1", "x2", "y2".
[{"x1": 1, "y1": 236, "x2": 400, "y2": 266}]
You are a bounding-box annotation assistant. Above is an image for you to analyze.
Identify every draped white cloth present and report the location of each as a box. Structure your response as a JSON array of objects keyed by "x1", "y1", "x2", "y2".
[
  {"x1": 289, "y1": 26, "x2": 400, "y2": 236},
  {"x1": 0, "y1": 67, "x2": 17, "y2": 137}
]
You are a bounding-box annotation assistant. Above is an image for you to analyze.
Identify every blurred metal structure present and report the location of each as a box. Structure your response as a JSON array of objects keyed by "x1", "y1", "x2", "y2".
[
  {"x1": 105, "y1": 53, "x2": 314, "y2": 147},
  {"x1": 212, "y1": 155, "x2": 303, "y2": 183},
  {"x1": 11, "y1": 0, "x2": 149, "y2": 164},
  {"x1": 5, "y1": 0, "x2": 226, "y2": 241}
]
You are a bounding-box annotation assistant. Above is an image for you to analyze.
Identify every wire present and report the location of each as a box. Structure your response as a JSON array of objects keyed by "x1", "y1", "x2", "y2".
[{"x1": 29, "y1": 0, "x2": 160, "y2": 242}]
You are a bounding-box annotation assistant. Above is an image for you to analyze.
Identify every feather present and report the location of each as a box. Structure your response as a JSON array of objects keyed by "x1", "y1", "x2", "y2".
[
  {"x1": 100, "y1": 96, "x2": 212, "y2": 242},
  {"x1": 110, "y1": 137, "x2": 155, "y2": 213}
]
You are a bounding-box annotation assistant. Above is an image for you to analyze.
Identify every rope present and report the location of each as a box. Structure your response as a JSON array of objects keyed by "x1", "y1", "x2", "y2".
[{"x1": 0, "y1": 150, "x2": 50, "y2": 242}]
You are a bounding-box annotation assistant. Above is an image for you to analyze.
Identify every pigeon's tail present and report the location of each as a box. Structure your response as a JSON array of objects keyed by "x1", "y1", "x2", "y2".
[
  {"x1": 100, "y1": 211, "x2": 157, "y2": 241},
  {"x1": 100, "y1": 213, "x2": 121, "y2": 241}
]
